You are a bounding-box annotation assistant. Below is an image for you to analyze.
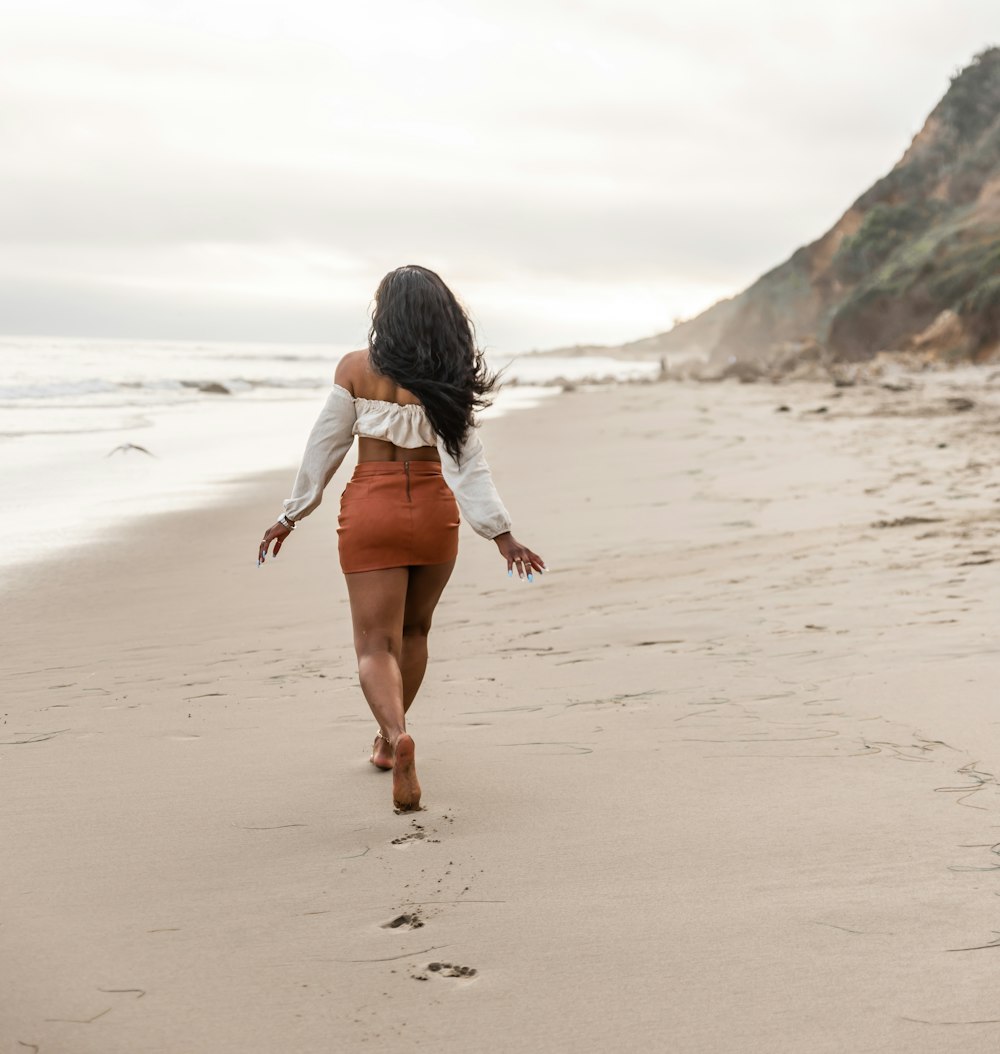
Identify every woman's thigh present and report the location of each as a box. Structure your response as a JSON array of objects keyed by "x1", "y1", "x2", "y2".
[
  {"x1": 403, "y1": 561, "x2": 457, "y2": 633},
  {"x1": 345, "y1": 567, "x2": 410, "y2": 653}
]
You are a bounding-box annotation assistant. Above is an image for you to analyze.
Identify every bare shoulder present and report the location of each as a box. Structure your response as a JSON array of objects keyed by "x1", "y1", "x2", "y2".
[
  {"x1": 336, "y1": 348, "x2": 421, "y2": 405},
  {"x1": 333, "y1": 349, "x2": 371, "y2": 394}
]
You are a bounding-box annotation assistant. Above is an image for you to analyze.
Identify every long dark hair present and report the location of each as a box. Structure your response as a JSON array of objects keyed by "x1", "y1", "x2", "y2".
[{"x1": 367, "y1": 265, "x2": 498, "y2": 461}]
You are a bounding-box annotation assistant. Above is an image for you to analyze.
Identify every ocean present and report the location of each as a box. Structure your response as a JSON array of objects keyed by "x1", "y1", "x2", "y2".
[{"x1": 0, "y1": 336, "x2": 660, "y2": 574}]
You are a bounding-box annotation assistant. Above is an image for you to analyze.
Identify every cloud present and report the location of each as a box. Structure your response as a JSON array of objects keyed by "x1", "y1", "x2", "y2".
[{"x1": 1, "y1": 0, "x2": 998, "y2": 347}]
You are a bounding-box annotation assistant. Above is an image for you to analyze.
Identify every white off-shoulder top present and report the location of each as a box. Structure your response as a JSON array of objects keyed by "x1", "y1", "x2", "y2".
[{"x1": 281, "y1": 384, "x2": 512, "y2": 540}]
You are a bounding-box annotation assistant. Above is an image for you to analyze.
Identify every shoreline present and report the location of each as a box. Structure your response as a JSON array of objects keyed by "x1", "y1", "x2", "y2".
[
  {"x1": 9, "y1": 342, "x2": 992, "y2": 585},
  {"x1": 6, "y1": 378, "x2": 1000, "y2": 1051}
]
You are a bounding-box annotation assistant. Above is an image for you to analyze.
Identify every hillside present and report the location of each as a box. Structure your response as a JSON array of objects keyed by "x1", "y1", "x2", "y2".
[{"x1": 597, "y1": 48, "x2": 1000, "y2": 368}]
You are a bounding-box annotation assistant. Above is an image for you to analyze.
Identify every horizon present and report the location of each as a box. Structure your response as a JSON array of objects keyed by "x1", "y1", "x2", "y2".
[{"x1": 1, "y1": 2, "x2": 998, "y2": 353}]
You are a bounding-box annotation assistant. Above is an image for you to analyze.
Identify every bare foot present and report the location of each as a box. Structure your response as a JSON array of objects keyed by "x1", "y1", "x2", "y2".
[
  {"x1": 392, "y1": 734, "x2": 421, "y2": 811},
  {"x1": 370, "y1": 732, "x2": 394, "y2": 771}
]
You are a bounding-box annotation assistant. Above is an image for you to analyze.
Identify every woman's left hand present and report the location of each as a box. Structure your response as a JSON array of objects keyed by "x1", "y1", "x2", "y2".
[
  {"x1": 258, "y1": 522, "x2": 292, "y2": 565},
  {"x1": 493, "y1": 532, "x2": 546, "y2": 581}
]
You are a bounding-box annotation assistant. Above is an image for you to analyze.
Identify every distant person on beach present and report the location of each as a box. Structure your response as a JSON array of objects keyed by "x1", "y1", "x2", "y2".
[{"x1": 257, "y1": 265, "x2": 545, "y2": 811}]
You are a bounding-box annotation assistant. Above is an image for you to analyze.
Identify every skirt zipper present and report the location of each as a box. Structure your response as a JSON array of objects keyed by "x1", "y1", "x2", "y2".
[{"x1": 404, "y1": 460, "x2": 411, "y2": 501}]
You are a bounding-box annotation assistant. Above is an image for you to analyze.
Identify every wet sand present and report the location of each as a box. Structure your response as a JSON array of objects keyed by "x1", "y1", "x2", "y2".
[{"x1": 4, "y1": 375, "x2": 1000, "y2": 1052}]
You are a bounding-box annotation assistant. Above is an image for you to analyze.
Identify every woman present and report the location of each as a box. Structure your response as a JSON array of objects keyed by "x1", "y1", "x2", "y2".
[{"x1": 257, "y1": 265, "x2": 545, "y2": 812}]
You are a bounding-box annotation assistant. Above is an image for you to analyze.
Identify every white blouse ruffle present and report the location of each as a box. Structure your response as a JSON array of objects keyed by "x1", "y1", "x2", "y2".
[{"x1": 352, "y1": 395, "x2": 437, "y2": 448}]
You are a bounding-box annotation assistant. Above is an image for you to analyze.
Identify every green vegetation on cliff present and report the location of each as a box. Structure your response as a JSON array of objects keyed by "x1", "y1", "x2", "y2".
[{"x1": 831, "y1": 202, "x2": 945, "y2": 284}]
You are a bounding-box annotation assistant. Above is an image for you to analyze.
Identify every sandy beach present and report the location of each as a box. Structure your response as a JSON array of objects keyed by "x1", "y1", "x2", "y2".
[{"x1": 5, "y1": 375, "x2": 1000, "y2": 1053}]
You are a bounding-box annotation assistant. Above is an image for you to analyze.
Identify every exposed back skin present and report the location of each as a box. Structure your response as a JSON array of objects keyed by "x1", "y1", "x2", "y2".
[{"x1": 335, "y1": 349, "x2": 440, "y2": 464}]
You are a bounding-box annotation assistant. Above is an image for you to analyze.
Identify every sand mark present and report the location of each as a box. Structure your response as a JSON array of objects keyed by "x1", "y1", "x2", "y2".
[
  {"x1": 392, "y1": 821, "x2": 428, "y2": 847},
  {"x1": 0, "y1": 728, "x2": 71, "y2": 745},
  {"x1": 426, "y1": 961, "x2": 477, "y2": 979},
  {"x1": 97, "y1": 987, "x2": 146, "y2": 999},
  {"x1": 382, "y1": 911, "x2": 424, "y2": 931}
]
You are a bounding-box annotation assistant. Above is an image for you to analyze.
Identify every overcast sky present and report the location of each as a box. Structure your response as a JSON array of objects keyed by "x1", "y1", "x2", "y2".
[{"x1": 1, "y1": 1, "x2": 998, "y2": 353}]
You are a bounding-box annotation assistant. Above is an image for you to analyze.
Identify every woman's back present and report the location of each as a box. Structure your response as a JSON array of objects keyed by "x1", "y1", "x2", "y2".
[
  {"x1": 341, "y1": 348, "x2": 422, "y2": 406},
  {"x1": 336, "y1": 349, "x2": 440, "y2": 463}
]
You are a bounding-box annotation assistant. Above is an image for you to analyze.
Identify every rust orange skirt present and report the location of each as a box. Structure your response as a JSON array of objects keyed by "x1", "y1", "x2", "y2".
[{"x1": 337, "y1": 461, "x2": 460, "y2": 574}]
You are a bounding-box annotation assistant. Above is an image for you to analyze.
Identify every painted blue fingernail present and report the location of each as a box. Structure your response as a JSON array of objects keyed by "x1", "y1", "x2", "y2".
[
  {"x1": 527, "y1": 574, "x2": 533, "y2": 582},
  {"x1": 508, "y1": 570, "x2": 512, "y2": 577}
]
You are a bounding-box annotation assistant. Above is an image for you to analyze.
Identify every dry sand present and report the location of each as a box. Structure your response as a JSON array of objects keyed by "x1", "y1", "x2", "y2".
[{"x1": 4, "y1": 375, "x2": 1000, "y2": 1053}]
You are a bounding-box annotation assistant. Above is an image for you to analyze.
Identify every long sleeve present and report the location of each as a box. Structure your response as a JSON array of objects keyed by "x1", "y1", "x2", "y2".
[
  {"x1": 281, "y1": 385, "x2": 357, "y2": 522},
  {"x1": 437, "y1": 427, "x2": 512, "y2": 540}
]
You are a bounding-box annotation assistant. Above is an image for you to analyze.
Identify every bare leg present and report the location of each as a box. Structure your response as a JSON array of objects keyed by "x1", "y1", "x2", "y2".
[
  {"x1": 366, "y1": 560, "x2": 457, "y2": 770},
  {"x1": 344, "y1": 568, "x2": 420, "y2": 809},
  {"x1": 401, "y1": 560, "x2": 456, "y2": 713}
]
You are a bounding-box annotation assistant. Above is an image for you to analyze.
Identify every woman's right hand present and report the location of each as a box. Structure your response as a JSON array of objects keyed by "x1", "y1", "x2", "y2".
[
  {"x1": 493, "y1": 532, "x2": 546, "y2": 581},
  {"x1": 258, "y1": 522, "x2": 292, "y2": 565}
]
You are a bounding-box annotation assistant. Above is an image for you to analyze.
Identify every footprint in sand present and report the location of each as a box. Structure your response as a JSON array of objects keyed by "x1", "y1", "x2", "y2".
[
  {"x1": 391, "y1": 830, "x2": 426, "y2": 847},
  {"x1": 392, "y1": 821, "x2": 434, "y2": 847},
  {"x1": 427, "y1": 961, "x2": 477, "y2": 979},
  {"x1": 382, "y1": 911, "x2": 424, "y2": 931}
]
